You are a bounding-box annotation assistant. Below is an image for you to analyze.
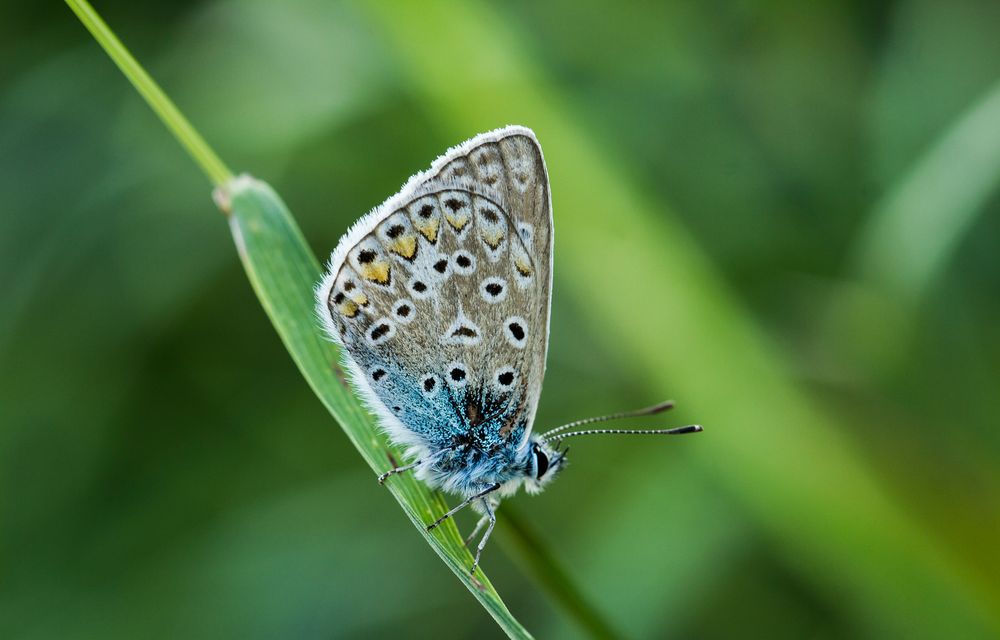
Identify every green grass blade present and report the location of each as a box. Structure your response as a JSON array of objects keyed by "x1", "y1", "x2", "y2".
[
  {"x1": 66, "y1": 0, "x2": 233, "y2": 186},
  {"x1": 831, "y1": 78, "x2": 1000, "y2": 374},
  {"x1": 221, "y1": 175, "x2": 532, "y2": 639}
]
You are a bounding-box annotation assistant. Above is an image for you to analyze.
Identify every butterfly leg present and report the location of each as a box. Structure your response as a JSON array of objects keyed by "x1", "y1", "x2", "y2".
[
  {"x1": 470, "y1": 499, "x2": 496, "y2": 576},
  {"x1": 463, "y1": 514, "x2": 489, "y2": 547},
  {"x1": 377, "y1": 459, "x2": 421, "y2": 484},
  {"x1": 426, "y1": 483, "x2": 500, "y2": 532}
]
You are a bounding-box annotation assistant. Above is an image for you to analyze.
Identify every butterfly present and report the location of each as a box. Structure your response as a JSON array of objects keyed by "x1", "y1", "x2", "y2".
[{"x1": 316, "y1": 126, "x2": 701, "y2": 574}]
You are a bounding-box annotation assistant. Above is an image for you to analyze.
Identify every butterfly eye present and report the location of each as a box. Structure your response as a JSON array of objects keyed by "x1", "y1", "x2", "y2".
[{"x1": 534, "y1": 446, "x2": 550, "y2": 480}]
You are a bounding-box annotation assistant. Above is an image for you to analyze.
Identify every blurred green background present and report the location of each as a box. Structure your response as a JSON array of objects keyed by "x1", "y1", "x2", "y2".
[{"x1": 3, "y1": 1, "x2": 999, "y2": 638}]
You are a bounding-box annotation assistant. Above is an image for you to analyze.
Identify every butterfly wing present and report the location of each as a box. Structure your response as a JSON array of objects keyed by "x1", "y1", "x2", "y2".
[{"x1": 317, "y1": 126, "x2": 552, "y2": 459}]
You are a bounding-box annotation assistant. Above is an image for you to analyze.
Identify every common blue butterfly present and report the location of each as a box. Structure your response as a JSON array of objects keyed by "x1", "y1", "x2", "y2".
[{"x1": 317, "y1": 126, "x2": 701, "y2": 574}]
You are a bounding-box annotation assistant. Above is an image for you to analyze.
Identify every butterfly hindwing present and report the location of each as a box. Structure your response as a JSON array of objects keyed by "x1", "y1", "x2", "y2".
[{"x1": 318, "y1": 126, "x2": 552, "y2": 457}]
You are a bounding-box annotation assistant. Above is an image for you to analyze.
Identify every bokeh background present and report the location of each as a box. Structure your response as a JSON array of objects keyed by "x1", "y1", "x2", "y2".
[{"x1": 3, "y1": 1, "x2": 999, "y2": 638}]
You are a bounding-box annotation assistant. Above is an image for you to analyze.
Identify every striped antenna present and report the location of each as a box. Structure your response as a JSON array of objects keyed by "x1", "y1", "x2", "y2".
[
  {"x1": 544, "y1": 424, "x2": 702, "y2": 443},
  {"x1": 537, "y1": 400, "x2": 675, "y2": 443}
]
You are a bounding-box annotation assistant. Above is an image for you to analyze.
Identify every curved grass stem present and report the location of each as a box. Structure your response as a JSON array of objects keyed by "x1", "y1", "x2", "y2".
[{"x1": 66, "y1": 0, "x2": 233, "y2": 187}]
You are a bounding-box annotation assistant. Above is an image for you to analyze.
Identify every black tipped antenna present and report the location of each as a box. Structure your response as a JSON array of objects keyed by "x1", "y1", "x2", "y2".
[
  {"x1": 538, "y1": 400, "x2": 675, "y2": 442},
  {"x1": 545, "y1": 424, "x2": 703, "y2": 443}
]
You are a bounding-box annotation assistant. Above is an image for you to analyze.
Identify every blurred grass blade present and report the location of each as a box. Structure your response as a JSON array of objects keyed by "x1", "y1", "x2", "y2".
[
  {"x1": 497, "y1": 506, "x2": 618, "y2": 640},
  {"x1": 221, "y1": 176, "x2": 532, "y2": 638},
  {"x1": 65, "y1": 1, "x2": 532, "y2": 636},
  {"x1": 825, "y1": 79, "x2": 1000, "y2": 375},
  {"x1": 854, "y1": 78, "x2": 1000, "y2": 304}
]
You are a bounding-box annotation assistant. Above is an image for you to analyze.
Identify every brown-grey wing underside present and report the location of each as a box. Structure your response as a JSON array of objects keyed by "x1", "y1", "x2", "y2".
[
  {"x1": 426, "y1": 131, "x2": 553, "y2": 439},
  {"x1": 319, "y1": 127, "x2": 552, "y2": 449}
]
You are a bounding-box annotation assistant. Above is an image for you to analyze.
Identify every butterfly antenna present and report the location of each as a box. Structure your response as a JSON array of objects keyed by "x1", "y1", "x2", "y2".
[
  {"x1": 545, "y1": 424, "x2": 702, "y2": 443},
  {"x1": 538, "y1": 400, "x2": 675, "y2": 442}
]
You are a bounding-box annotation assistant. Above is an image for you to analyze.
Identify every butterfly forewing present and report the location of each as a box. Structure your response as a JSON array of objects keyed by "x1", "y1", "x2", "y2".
[{"x1": 318, "y1": 127, "x2": 552, "y2": 455}]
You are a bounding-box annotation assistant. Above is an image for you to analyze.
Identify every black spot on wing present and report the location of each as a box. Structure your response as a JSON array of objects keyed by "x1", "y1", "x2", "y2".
[
  {"x1": 508, "y1": 321, "x2": 524, "y2": 341},
  {"x1": 452, "y1": 325, "x2": 477, "y2": 338}
]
